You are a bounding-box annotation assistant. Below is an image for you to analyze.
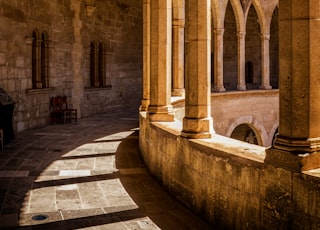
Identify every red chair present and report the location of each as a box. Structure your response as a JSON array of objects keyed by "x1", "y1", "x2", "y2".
[
  {"x1": 50, "y1": 96, "x2": 65, "y2": 124},
  {"x1": 50, "y1": 96, "x2": 77, "y2": 124},
  {"x1": 60, "y1": 96, "x2": 77, "y2": 123}
]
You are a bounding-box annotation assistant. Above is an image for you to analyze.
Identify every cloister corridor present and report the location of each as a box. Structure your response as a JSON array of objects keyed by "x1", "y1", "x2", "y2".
[{"x1": 0, "y1": 110, "x2": 211, "y2": 229}]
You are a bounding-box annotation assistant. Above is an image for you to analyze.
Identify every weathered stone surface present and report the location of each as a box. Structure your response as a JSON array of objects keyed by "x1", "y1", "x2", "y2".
[{"x1": 0, "y1": 0, "x2": 142, "y2": 133}]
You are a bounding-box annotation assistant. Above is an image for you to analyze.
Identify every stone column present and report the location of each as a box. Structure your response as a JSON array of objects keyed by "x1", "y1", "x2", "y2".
[
  {"x1": 147, "y1": 0, "x2": 174, "y2": 122},
  {"x1": 212, "y1": 28, "x2": 225, "y2": 92},
  {"x1": 237, "y1": 32, "x2": 246, "y2": 90},
  {"x1": 260, "y1": 34, "x2": 272, "y2": 89},
  {"x1": 172, "y1": 18, "x2": 185, "y2": 97},
  {"x1": 181, "y1": 0, "x2": 214, "y2": 139},
  {"x1": 140, "y1": 0, "x2": 150, "y2": 111},
  {"x1": 273, "y1": 0, "x2": 320, "y2": 154}
]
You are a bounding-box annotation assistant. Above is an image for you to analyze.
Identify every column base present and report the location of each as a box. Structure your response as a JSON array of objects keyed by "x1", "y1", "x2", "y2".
[
  {"x1": 274, "y1": 135, "x2": 320, "y2": 153},
  {"x1": 212, "y1": 86, "x2": 226, "y2": 92},
  {"x1": 171, "y1": 88, "x2": 185, "y2": 97},
  {"x1": 266, "y1": 147, "x2": 320, "y2": 172},
  {"x1": 265, "y1": 147, "x2": 303, "y2": 172},
  {"x1": 237, "y1": 84, "x2": 246, "y2": 91},
  {"x1": 140, "y1": 99, "x2": 150, "y2": 112},
  {"x1": 259, "y1": 85, "x2": 272, "y2": 90},
  {"x1": 181, "y1": 117, "x2": 214, "y2": 139},
  {"x1": 147, "y1": 105, "x2": 175, "y2": 122}
]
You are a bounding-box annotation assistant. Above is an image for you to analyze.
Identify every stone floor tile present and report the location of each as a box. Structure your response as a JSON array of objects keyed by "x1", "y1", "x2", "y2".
[
  {"x1": 0, "y1": 111, "x2": 212, "y2": 229},
  {"x1": 61, "y1": 208, "x2": 105, "y2": 220},
  {"x1": 19, "y1": 211, "x2": 63, "y2": 226}
]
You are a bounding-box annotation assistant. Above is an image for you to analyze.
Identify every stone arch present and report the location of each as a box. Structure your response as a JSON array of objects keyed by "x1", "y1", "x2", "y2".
[
  {"x1": 223, "y1": 2, "x2": 238, "y2": 90},
  {"x1": 230, "y1": 124, "x2": 260, "y2": 145},
  {"x1": 269, "y1": 6, "x2": 279, "y2": 88},
  {"x1": 269, "y1": 122, "x2": 279, "y2": 147},
  {"x1": 32, "y1": 29, "x2": 40, "y2": 40},
  {"x1": 41, "y1": 31, "x2": 49, "y2": 88},
  {"x1": 211, "y1": 0, "x2": 228, "y2": 29},
  {"x1": 229, "y1": 0, "x2": 245, "y2": 32},
  {"x1": 90, "y1": 41, "x2": 98, "y2": 87},
  {"x1": 245, "y1": 4, "x2": 261, "y2": 89},
  {"x1": 251, "y1": 0, "x2": 267, "y2": 34},
  {"x1": 226, "y1": 115, "x2": 269, "y2": 146},
  {"x1": 98, "y1": 42, "x2": 106, "y2": 87},
  {"x1": 32, "y1": 29, "x2": 48, "y2": 89}
]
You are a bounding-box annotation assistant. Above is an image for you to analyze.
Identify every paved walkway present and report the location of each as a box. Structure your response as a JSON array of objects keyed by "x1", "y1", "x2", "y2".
[{"x1": 0, "y1": 110, "x2": 212, "y2": 229}]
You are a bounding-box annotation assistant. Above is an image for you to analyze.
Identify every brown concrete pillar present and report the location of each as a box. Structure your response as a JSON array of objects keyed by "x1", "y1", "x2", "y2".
[
  {"x1": 181, "y1": 0, "x2": 214, "y2": 139},
  {"x1": 212, "y1": 28, "x2": 226, "y2": 92},
  {"x1": 237, "y1": 31, "x2": 246, "y2": 91},
  {"x1": 273, "y1": 0, "x2": 320, "y2": 153},
  {"x1": 171, "y1": 1, "x2": 185, "y2": 97},
  {"x1": 147, "y1": 0, "x2": 174, "y2": 122},
  {"x1": 141, "y1": 0, "x2": 150, "y2": 111},
  {"x1": 260, "y1": 34, "x2": 272, "y2": 90}
]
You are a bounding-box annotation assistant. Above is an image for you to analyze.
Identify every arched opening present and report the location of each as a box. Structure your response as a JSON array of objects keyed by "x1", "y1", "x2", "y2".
[
  {"x1": 223, "y1": 3, "x2": 238, "y2": 90},
  {"x1": 270, "y1": 7, "x2": 279, "y2": 89},
  {"x1": 41, "y1": 32, "x2": 49, "y2": 88},
  {"x1": 245, "y1": 5, "x2": 261, "y2": 89},
  {"x1": 230, "y1": 124, "x2": 259, "y2": 145},
  {"x1": 98, "y1": 43, "x2": 105, "y2": 87},
  {"x1": 32, "y1": 31, "x2": 39, "y2": 89},
  {"x1": 272, "y1": 127, "x2": 279, "y2": 147},
  {"x1": 211, "y1": 11, "x2": 215, "y2": 91},
  {"x1": 90, "y1": 42, "x2": 97, "y2": 87},
  {"x1": 245, "y1": 61, "x2": 254, "y2": 83}
]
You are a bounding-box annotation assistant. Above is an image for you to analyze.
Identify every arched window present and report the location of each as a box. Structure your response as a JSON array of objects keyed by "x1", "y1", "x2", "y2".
[
  {"x1": 90, "y1": 42, "x2": 97, "y2": 87},
  {"x1": 32, "y1": 30, "x2": 49, "y2": 89},
  {"x1": 90, "y1": 42, "x2": 105, "y2": 87},
  {"x1": 245, "y1": 61, "x2": 254, "y2": 84},
  {"x1": 98, "y1": 43, "x2": 105, "y2": 87},
  {"x1": 41, "y1": 32, "x2": 49, "y2": 88}
]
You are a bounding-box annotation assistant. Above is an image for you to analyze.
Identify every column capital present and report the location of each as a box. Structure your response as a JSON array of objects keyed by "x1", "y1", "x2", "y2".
[
  {"x1": 173, "y1": 19, "x2": 185, "y2": 27},
  {"x1": 147, "y1": 105, "x2": 175, "y2": 122},
  {"x1": 237, "y1": 31, "x2": 246, "y2": 39},
  {"x1": 260, "y1": 34, "x2": 270, "y2": 40},
  {"x1": 214, "y1": 28, "x2": 225, "y2": 36}
]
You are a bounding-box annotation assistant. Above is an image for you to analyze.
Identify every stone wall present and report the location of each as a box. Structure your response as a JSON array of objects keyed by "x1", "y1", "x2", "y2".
[
  {"x1": 173, "y1": 90, "x2": 279, "y2": 147},
  {"x1": 139, "y1": 112, "x2": 320, "y2": 229},
  {"x1": 0, "y1": 0, "x2": 142, "y2": 133},
  {"x1": 211, "y1": 90, "x2": 279, "y2": 146}
]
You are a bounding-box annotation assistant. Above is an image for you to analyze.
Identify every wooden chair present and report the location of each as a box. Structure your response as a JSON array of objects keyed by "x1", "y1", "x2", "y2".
[
  {"x1": 50, "y1": 96, "x2": 65, "y2": 124},
  {"x1": 60, "y1": 96, "x2": 77, "y2": 123},
  {"x1": 50, "y1": 96, "x2": 77, "y2": 124}
]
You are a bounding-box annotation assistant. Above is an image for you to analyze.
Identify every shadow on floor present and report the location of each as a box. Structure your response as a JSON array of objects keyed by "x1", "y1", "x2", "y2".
[{"x1": 0, "y1": 110, "x2": 212, "y2": 229}]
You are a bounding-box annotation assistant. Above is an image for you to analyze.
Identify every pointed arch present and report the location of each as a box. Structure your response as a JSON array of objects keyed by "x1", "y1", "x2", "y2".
[
  {"x1": 211, "y1": 0, "x2": 228, "y2": 29},
  {"x1": 98, "y1": 42, "x2": 106, "y2": 87},
  {"x1": 32, "y1": 29, "x2": 48, "y2": 89},
  {"x1": 223, "y1": 2, "x2": 238, "y2": 90},
  {"x1": 245, "y1": 4, "x2": 261, "y2": 89},
  {"x1": 269, "y1": 6, "x2": 279, "y2": 88},
  {"x1": 229, "y1": 0, "x2": 246, "y2": 32},
  {"x1": 90, "y1": 41, "x2": 98, "y2": 87},
  {"x1": 41, "y1": 31, "x2": 49, "y2": 88}
]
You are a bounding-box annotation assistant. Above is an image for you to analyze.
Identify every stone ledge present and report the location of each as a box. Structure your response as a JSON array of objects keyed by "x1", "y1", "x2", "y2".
[
  {"x1": 25, "y1": 87, "x2": 54, "y2": 95},
  {"x1": 84, "y1": 85, "x2": 112, "y2": 92}
]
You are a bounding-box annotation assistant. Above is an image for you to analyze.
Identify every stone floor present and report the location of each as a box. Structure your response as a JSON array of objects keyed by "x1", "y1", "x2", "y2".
[{"x1": 0, "y1": 110, "x2": 212, "y2": 229}]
